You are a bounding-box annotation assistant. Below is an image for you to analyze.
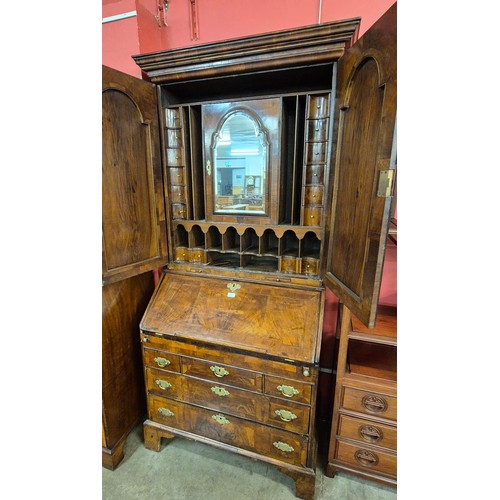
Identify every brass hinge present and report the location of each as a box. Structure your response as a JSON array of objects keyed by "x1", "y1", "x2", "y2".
[{"x1": 377, "y1": 169, "x2": 395, "y2": 197}]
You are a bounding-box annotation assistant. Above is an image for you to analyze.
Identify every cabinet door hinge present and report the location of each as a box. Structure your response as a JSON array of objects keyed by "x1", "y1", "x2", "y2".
[{"x1": 377, "y1": 169, "x2": 395, "y2": 197}]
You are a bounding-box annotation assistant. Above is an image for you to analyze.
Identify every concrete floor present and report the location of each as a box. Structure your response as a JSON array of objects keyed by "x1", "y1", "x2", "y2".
[{"x1": 103, "y1": 424, "x2": 397, "y2": 500}]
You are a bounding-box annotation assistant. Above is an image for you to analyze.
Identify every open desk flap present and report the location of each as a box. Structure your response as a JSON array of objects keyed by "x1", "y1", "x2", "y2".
[{"x1": 140, "y1": 273, "x2": 324, "y2": 365}]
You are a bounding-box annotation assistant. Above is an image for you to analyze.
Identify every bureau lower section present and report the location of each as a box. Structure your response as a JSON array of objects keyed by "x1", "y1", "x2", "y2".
[{"x1": 140, "y1": 332, "x2": 319, "y2": 500}]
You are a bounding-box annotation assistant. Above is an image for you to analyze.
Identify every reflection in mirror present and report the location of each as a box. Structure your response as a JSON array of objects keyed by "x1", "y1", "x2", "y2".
[{"x1": 213, "y1": 111, "x2": 268, "y2": 214}]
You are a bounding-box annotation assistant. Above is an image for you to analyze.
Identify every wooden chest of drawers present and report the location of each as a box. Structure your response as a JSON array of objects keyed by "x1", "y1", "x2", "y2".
[{"x1": 140, "y1": 272, "x2": 324, "y2": 500}]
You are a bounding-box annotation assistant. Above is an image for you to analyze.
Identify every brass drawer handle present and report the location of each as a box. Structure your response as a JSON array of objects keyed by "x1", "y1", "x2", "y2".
[
  {"x1": 158, "y1": 407, "x2": 174, "y2": 417},
  {"x1": 277, "y1": 384, "x2": 299, "y2": 398},
  {"x1": 362, "y1": 394, "x2": 388, "y2": 414},
  {"x1": 354, "y1": 449, "x2": 379, "y2": 467},
  {"x1": 211, "y1": 386, "x2": 230, "y2": 397},
  {"x1": 155, "y1": 379, "x2": 172, "y2": 390},
  {"x1": 275, "y1": 409, "x2": 297, "y2": 422},
  {"x1": 210, "y1": 365, "x2": 229, "y2": 377},
  {"x1": 212, "y1": 414, "x2": 229, "y2": 425},
  {"x1": 154, "y1": 357, "x2": 171, "y2": 368},
  {"x1": 358, "y1": 425, "x2": 383, "y2": 443},
  {"x1": 273, "y1": 441, "x2": 294, "y2": 453}
]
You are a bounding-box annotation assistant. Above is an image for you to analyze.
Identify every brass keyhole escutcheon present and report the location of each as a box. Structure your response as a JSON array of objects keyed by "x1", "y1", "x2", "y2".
[
  {"x1": 211, "y1": 386, "x2": 230, "y2": 397},
  {"x1": 212, "y1": 414, "x2": 229, "y2": 425}
]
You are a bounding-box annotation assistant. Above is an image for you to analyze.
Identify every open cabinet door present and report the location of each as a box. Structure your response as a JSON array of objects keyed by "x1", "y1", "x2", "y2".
[
  {"x1": 102, "y1": 66, "x2": 168, "y2": 285},
  {"x1": 324, "y1": 3, "x2": 396, "y2": 328}
]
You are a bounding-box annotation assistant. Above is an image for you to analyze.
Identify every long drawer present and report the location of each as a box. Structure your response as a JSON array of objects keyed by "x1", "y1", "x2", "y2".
[
  {"x1": 148, "y1": 394, "x2": 309, "y2": 467},
  {"x1": 338, "y1": 414, "x2": 397, "y2": 451},
  {"x1": 145, "y1": 367, "x2": 310, "y2": 434}
]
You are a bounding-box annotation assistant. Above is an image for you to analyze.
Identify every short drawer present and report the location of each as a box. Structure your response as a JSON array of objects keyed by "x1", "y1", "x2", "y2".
[
  {"x1": 268, "y1": 398, "x2": 310, "y2": 435},
  {"x1": 279, "y1": 255, "x2": 298, "y2": 274},
  {"x1": 188, "y1": 247, "x2": 207, "y2": 264},
  {"x1": 305, "y1": 142, "x2": 327, "y2": 164},
  {"x1": 307, "y1": 119, "x2": 329, "y2": 142},
  {"x1": 166, "y1": 128, "x2": 184, "y2": 148},
  {"x1": 304, "y1": 165, "x2": 324, "y2": 185},
  {"x1": 342, "y1": 387, "x2": 397, "y2": 421},
  {"x1": 169, "y1": 185, "x2": 187, "y2": 204},
  {"x1": 171, "y1": 203, "x2": 187, "y2": 220},
  {"x1": 301, "y1": 257, "x2": 319, "y2": 276},
  {"x1": 166, "y1": 147, "x2": 185, "y2": 167},
  {"x1": 335, "y1": 439, "x2": 396, "y2": 477},
  {"x1": 143, "y1": 349, "x2": 181, "y2": 372},
  {"x1": 265, "y1": 375, "x2": 312, "y2": 404},
  {"x1": 174, "y1": 247, "x2": 189, "y2": 262},
  {"x1": 145, "y1": 368, "x2": 183, "y2": 399},
  {"x1": 165, "y1": 108, "x2": 182, "y2": 128},
  {"x1": 181, "y1": 357, "x2": 263, "y2": 392},
  {"x1": 168, "y1": 167, "x2": 185, "y2": 185},
  {"x1": 304, "y1": 186, "x2": 324, "y2": 205},
  {"x1": 338, "y1": 414, "x2": 397, "y2": 451},
  {"x1": 303, "y1": 207, "x2": 322, "y2": 227},
  {"x1": 308, "y1": 94, "x2": 330, "y2": 118},
  {"x1": 149, "y1": 395, "x2": 309, "y2": 467}
]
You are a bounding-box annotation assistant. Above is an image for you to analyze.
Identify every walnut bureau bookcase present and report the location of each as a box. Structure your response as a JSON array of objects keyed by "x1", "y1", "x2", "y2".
[{"x1": 102, "y1": 3, "x2": 396, "y2": 498}]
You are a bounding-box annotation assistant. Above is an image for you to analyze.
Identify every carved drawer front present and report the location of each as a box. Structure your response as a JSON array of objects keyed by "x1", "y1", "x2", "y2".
[
  {"x1": 335, "y1": 439, "x2": 397, "y2": 477},
  {"x1": 305, "y1": 142, "x2": 327, "y2": 164},
  {"x1": 166, "y1": 128, "x2": 184, "y2": 148},
  {"x1": 338, "y1": 415, "x2": 397, "y2": 451},
  {"x1": 143, "y1": 349, "x2": 181, "y2": 373},
  {"x1": 167, "y1": 147, "x2": 185, "y2": 167},
  {"x1": 267, "y1": 399, "x2": 310, "y2": 435},
  {"x1": 304, "y1": 186, "x2": 324, "y2": 205},
  {"x1": 303, "y1": 207, "x2": 323, "y2": 227},
  {"x1": 301, "y1": 257, "x2": 319, "y2": 276},
  {"x1": 308, "y1": 94, "x2": 330, "y2": 118},
  {"x1": 169, "y1": 185, "x2": 186, "y2": 204},
  {"x1": 342, "y1": 387, "x2": 397, "y2": 421},
  {"x1": 165, "y1": 108, "x2": 182, "y2": 128},
  {"x1": 168, "y1": 167, "x2": 185, "y2": 186},
  {"x1": 149, "y1": 394, "x2": 308, "y2": 467},
  {"x1": 188, "y1": 248, "x2": 206, "y2": 264},
  {"x1": 307, "y1": 119, "x2": 329, "y2": 142},
  {"x1": 174, "y1": 247, "x2": 189, "y2": 262},
  {"x1": 264, "y1": 375, "x2": 312, "y2": 404},
  {"x1": 181, "y1": 358, "x2": 263, "y2": 392},
  {"x1": 171, "y1": 203, "x2": 187, "y2": 220},
  {"x1": 305, "y1": 165, "x2": 324, "y2": 185},
  {"x1": 279, "y1": 255, "x2": 298, "y2": 274}
]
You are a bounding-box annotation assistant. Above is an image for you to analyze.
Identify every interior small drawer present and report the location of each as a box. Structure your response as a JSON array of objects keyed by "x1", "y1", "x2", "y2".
[
  {"x1": 305, "y1": 142, "x2": 327, "y2": 164},
  {"x1": 264, "y1": 375, "x2": 312, "y2": 404},
  {"x1": 143, "y1": 349, "x2": 181, "y2": 372},
  {"x1": 342, "y1": 387, "x2": 397, "y2": 421},
  {"x1": 303, "y1": 207, "x2": 322, "y2": 227},
  {"x1": 303, "y1": 186, "x2": 324, "y2": 205},
  {"x1": 188, "y1": 248, "x2": 207, "y2": 264},
  {"x1": 169, "y1": 185, "x2": 187, "y2": 204},
  {"x1": 300, "y1": 257, "x2": 319, "y2": 276},
  {"x1": 181, "y1": 357, "x2": 263, "y2": 392},
  {"x1": 335, "y1": 439, "x2": 396, "y2": 477},
  {"x1": 166, "y1": 147, "x2": 185, "y2": 167},
  {"x1": 168, "y1": 167, "x2": 185, "y2": 185},
  {"x1": 279, "y1": 255, "x2": 299, "y2": 274},
  {"x1": 165, "y1": 108, "x2": 182, "y2": 128},
  {"x1": 304, "y1": 165, "x2": 324, "y2": 185},
  {"x1": 166, "y1": 128, "x2": 184, "y2": 148},
  {"x1": 338, "y1": 414, "x2": 397, "y2": 451},
  {"x1": 174, "y1": 247, "x2": 189, "y2": 262},
  {"x1": 171, "y1": 203, "x2": 187, "y2": 220},
  {"x1": 306, "y1": 118, "x2": 329, "y2": 142},
  {"x1": 308, "y1": 94, "x2": 330, "y2": 118}
]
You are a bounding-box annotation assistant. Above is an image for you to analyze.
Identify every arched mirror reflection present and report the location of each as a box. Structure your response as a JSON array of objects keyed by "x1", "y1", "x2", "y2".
[{"x1": 212, "y1": 110, "x2": 268, "y2": 214}]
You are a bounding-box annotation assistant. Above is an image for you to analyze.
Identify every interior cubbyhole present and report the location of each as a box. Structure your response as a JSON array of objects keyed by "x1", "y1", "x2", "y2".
[
  {"x1": 222, "y1": 227, "x2": 240, "y2": 253},
  {"x1": 300, "y1": 231, "x2": 321, "y2": 258},
  {"x1": 347, "y1": 340, "x2": 397, "y2": 382},
  {"x1": 188, "y1": 224, "x2": 205, "y2": 248},
  {"x1": 240, "y1": 228, "x2": 259, "y2": 254},
  {"x1": 260, "y1": 229, "x2": 279, "y2": 256},
  {"x1": 280, "y1": 230, "x2": 299, "y2": 256},
  {"x1": 207, "y1": 252, "x2": 240, "y2": 268},
  {"x1": 206, "y1": 226, "x2": 222, "y2": 250},
  {"x1": 174, "y1": 225, "x2": 189, "y2": 247},
  {"x1": 240, "y1": 254, "x2": 279, "y2": 272}
]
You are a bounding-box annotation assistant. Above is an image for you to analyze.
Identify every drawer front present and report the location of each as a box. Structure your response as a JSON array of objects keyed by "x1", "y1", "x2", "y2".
[
  {"x1": 171, "y1": 203, "x2": 187, "y2": 220},
  {"x1": 303, "y1": 207, "x2": 323, "y2": 227},
  {"x1": 335, "y1": 439, "x2": 397, "y2": 477},
  {"x1": 146, "y1": 368, "x2": 183, "y2": 399},
  {"x1": 143, "y1": 349, "x2": 181, "y2": 372},
  {"x1": 182, "y1": 357, "x2": 263, "y2": 392},
  {"x1": 166, "y1": 128, "x2": 184, "y2": 148},
  {"x1": 307, "y1": 119, "x2": 329, "y2": 142},
  {"x1": 168, "y1": 167, "x2": 185, "y2": 186},
  {"x1": 338, "y1": 414, "x2": 397, "y2": 451},
  {"x1": 188, "y1": 248, "x2": 206, "y2": 264},
  {"x1": 279, "y1": 255, "x2": 298, "y2": 274},
  {"x1": 305, "y1": 142, "x2": 327, "y2": 164},
  {"x1": 165, "y1": 108, "x2": 182, "y2": 128},
  {"x1": 301, "y1": 258, "x2": 319, "y2": 276},
  {"x1": 169, "y1": 185, "x2": 186, "y2": 204},
  {"x1": 174, "y1": 247, "x2": 189, "y2": 262},
  {"x1": 167, "y1": 147, "x2": 185, "y2": 167},
  {"x1": 265, "y1": 375, "x2": 312, "y2": 404},
  {"x1": 267, "y1": 399, "x2": 310, "y2": 435},
  {"x1": 342, "y1": 387, "x2": 397, "y2": 421},
  {"x1": 149, "y1": 394, "x2": 308, "y2": 467},
  {"x1": 304, "y1": 165, "x2": 324, "y2": 185},
  {"x1": 304, "y1": 186, "x2": 324, "y2": 205},
  {"x1": 308, "y1": 94, "x2": 330, "y2": 118}
]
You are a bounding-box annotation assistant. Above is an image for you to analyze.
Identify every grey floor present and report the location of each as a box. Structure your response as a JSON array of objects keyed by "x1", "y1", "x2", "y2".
[{"x1": 103, "y1": 423, "x2": 397, "y2": 500}]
